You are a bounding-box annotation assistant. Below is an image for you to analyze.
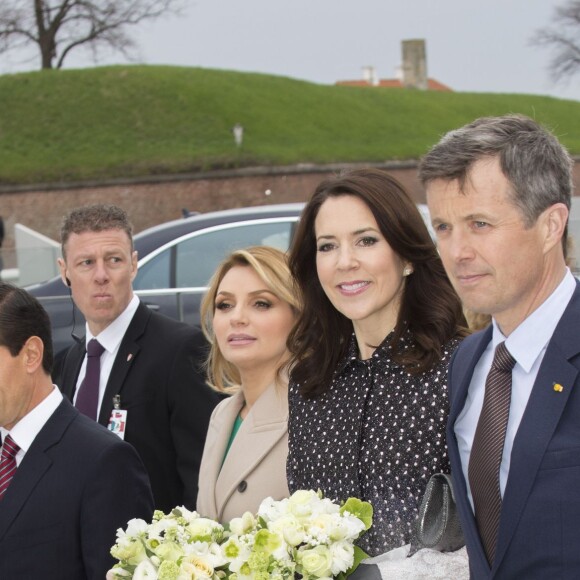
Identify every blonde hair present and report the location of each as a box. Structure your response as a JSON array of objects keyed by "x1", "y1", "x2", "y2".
[{"x1": 200, "y1": 246, "x2": 300, "y2": 394}]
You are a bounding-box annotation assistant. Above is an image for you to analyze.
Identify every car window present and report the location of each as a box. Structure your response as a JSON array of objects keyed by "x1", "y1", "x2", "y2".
[
  {"x1": 133, "y1": 220, "x2": 295, "y2": 291},
  {"x1": 175, "y1": 221, "x2": 293, "y2": 288},
  {"x1": 134, "y1": 245, "x2": 171, "y2": 290}
]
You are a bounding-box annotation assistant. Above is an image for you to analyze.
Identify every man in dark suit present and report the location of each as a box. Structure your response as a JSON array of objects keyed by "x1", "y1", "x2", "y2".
[
  {"x1": 0, "y1": 282, "x2": 153, "y2": 579},
  {"x1": 55, "y1": 204, "x2": 220, "y2": 512},
  {"x1": 420, "y1": 114, "x2": 579, "y2": 579}
]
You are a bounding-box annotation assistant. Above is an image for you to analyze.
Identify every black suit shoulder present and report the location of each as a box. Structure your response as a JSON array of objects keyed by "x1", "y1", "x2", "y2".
[{"x1": 0, "y1": 399, "x2": 153, "y2": 580}]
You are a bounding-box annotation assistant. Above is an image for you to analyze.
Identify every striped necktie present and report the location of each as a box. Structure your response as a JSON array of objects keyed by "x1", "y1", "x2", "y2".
[
  {"x1": 0, "y1": 434, "x2": 20, "y2": 500},
  {"x1": 468, "y1": 341, "x2": 516, "y2": 565}
]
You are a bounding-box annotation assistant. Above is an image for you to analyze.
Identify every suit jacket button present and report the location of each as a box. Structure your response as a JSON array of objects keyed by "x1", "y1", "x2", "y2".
[{"x1": 237, "y1": 480, "x2": 247, "y2": 493}]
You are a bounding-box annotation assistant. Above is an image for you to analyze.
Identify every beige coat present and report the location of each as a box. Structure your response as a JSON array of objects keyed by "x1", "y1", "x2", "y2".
[{"x1": 196, "y1": 384, "x2": 289, "y2": 522}]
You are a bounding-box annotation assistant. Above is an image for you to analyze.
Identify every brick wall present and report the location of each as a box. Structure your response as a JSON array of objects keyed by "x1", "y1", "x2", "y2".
[
  {"x1": 0, "y1": 162, "x2": 423, "y2": 265},
  {"x1": 1, "y1": 159, "x2": 579, "y2": 268}
]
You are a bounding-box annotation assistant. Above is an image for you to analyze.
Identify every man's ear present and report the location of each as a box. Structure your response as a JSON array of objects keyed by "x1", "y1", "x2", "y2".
[
  {"x1": 57, "y1": 258, "x2": 69, "y2": 288},
  {"x1": 542, "y1": 203, "x2": 568, "y2": 254},
  {"x1": 23, "y1": 336, "x2": 44, "y2": 374},
  {"x1": 130, "y1": 250, "x2": 138, "y2": 282}
]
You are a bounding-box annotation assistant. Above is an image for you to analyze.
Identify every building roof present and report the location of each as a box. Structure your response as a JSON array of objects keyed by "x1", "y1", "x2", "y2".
[{"x1": 335, "y1": 78, "x2": 453, "y2": 91}]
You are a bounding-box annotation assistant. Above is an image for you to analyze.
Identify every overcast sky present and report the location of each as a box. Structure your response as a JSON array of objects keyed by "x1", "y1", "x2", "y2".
[{"x1": 2, "y1": 0, "x2": 580, "y2": 101}]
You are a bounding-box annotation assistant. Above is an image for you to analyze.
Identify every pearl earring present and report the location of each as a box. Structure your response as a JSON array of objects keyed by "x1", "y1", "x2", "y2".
[{"x1": 404, "y1": 266, "x2": 413, "y2": 276}]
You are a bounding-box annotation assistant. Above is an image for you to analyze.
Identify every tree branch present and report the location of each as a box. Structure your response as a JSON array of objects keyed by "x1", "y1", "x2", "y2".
[{"x1": 0, "y1": 0, "x2": 185, "y2": 69}]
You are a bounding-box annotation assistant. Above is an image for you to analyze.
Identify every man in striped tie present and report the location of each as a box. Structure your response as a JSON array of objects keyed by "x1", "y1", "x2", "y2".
[
  {"x1": 421, "y1": 114, "x2": 580, "y2": 579},
  {"x1": 0, "y1": 283, "x2": 154, "y2": 580}
]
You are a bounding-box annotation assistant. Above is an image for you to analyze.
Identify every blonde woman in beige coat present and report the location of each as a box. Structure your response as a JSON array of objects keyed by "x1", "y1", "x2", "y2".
[{"x1": 196, "y1": 246, "x2": 300, "y2": 523}]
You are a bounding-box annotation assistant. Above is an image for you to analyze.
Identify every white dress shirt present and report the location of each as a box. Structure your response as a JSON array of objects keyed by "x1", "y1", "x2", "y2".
[
  {"x1": 455, "y1": 269, "x2": 576, "y2": 510},
  {"x1": 1, "y1": 386, "x2": 63, "y2": 467},
  {"x1": 73, "y1": 295, "x2": 140, "y2": 418}
]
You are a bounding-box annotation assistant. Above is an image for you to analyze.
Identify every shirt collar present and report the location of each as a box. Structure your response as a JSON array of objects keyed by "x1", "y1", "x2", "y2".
[
  {"x1": 493, "y1": 269, "x2": 576, "y2": 372},
  {"x1": 86, "y1": 295, "x2": 140, "y2": 353},
  {"x1": 1, "y1": 386, "x2": 63, "y2": 453}
]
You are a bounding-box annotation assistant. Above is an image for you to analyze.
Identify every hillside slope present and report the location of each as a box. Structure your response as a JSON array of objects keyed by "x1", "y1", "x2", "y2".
[{"x1": 0, "y1": 65, "x2": 579, "y2": 184}]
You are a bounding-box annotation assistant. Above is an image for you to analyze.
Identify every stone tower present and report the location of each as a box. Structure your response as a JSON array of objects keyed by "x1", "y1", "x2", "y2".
[{"x1": 402, "y1": 39, "x2": 428, "y2": 90}]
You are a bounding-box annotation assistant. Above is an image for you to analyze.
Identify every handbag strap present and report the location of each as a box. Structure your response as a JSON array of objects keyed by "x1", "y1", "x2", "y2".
[{"x1": 429, "y1": 472, "x2": 456, "y2": 502}]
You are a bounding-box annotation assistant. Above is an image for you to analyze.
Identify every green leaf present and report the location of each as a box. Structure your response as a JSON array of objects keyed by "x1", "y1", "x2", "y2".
[{"x1": 340, "y1": 498, "x2": 373, "y2": 530}]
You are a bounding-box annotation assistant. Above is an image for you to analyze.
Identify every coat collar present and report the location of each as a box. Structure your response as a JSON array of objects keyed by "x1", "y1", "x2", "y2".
[{"x1": 212, "y1": 383, "x2": 288, "y2": 520}]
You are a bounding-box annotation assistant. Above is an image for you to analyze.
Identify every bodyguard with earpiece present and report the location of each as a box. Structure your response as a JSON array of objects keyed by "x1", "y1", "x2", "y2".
[{"x1": 54, "y1": 204, "x2": 220, "y2": 512}]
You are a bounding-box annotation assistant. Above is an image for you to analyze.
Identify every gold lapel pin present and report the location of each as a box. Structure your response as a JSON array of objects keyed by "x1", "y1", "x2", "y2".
[{"x1": 553, "y1": 383, "x2": 564, "y2": 393}]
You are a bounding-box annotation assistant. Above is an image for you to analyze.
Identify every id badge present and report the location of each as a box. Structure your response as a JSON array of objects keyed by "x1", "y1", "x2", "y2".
[{"x1": 107, "y1": 409, "x2": 128, "y2": 440}]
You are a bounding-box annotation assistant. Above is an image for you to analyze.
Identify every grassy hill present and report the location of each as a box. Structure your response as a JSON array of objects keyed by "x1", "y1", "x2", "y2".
[{"x1": 1, "y1": 65, "x2": 579, "y2": 185}]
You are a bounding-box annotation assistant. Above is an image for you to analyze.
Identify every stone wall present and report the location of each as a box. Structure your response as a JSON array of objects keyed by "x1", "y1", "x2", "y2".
[
  {"x1": 1, "y1": 158, "x2": 579, "y2": 268},
  {"x1": 0, "y1": 161, "x2": 422, "y2": 265}
]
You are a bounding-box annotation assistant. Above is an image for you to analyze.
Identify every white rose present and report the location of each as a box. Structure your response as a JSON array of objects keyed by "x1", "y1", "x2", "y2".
[
  {"x1": 122, "y1": 518, "x2": 149, "y2": 538},
  {"x1": 229, "y1": 511, "x2": 256, "y2": 535},
  {"x1": 288, "y1": 490, "x2": 318, "y2": 519},
  {"x1": 133, "y1": 559, "x2": 158, "y2": 579},
  {"x1": 153, "y1": 540, "x2": 184, "y2": 562},
  {"x1": 187, "y1": 517, "x2": 218, "y2": 540},
  {"x1": 329, "y1": 541, "x2": 354, "y2": 575},
  {"x1": 298, "y1": 545, "x2": 333, "y2": 577},
  {"x1": 258, "y1": 496, "x2": 289, "y2": 522},
  {"x1": 268, "y1": 514, "x2": 305, "y2": 547},
  {"x1": 340, "y1": 514, "x2": 366, "y2": 540},
  {"x1": 111, "y1": 537, "x2": 148, "y2": 566},
  {"x1": 180, "y1": 555, "x2": 214, "y2": 579},
  {"x1": 317, "y1": 498, "x2": 340, "y2": 516},
  {"x1": 309, "y1": 514, "x2": 334, "y2": 535}
]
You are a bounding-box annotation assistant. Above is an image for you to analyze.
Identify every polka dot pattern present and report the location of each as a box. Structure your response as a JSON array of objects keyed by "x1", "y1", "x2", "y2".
[{"x1": 287, "y1": 330, "x2": 461, "y2": 556}]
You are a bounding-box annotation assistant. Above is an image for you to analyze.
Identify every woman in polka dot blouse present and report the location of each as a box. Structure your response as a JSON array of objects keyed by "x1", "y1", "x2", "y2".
[{"x1": 287, "y1": 169, "x2": 468, "y2": 557}]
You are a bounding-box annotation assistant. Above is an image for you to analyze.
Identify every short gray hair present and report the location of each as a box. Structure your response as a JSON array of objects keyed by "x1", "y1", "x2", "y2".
[{"x1": 419, "y1": 114, "x2": 573, "y2": 228}]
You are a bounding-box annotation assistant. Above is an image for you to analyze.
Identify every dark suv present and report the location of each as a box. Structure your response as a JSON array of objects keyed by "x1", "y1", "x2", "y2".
[{"x1": 27, "y1": 203, "x2": 304, "y2": 352}]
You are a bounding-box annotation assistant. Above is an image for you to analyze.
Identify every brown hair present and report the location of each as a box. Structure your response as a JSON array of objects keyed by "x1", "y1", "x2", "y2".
[
  {"x1": 288, "y1": 168, "x2": 467, "y2": 398},
  {"x1": 60, "y1": 204, "x2": 133, "y2": 260}
]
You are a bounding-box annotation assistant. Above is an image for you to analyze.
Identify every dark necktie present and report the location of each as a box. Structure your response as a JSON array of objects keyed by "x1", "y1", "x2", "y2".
[
  {"x1": 0, "y1": 434, "x2": 20, "y2": 500},
  {"x1": 75, "y1": 339, "x2": 106, "y2": 421},
  {"x1": 468, "y1": 341, "x2": 516, "y2": 565}
]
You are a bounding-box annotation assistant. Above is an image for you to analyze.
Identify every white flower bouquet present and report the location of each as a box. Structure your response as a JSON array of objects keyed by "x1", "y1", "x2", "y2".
[
  {"x1": 108, "y1": 490, "x2": 373, "y2": 580},
  {"x1": 106, "y1": 506, "x2": 227, "y2": 579}
]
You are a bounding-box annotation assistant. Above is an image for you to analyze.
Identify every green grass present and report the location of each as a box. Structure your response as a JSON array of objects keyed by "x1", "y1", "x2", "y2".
[{"x1": 0, "y1": 65, "x2": 579, "y2": 184}]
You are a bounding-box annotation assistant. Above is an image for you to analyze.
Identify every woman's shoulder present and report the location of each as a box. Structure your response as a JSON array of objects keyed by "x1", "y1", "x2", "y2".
[
  {"x1": 426, "y1": 335, "x2": 463, "y2": 374},
  {"x1": 442, "y1": 334, "x2": 464, "y2": 357}
]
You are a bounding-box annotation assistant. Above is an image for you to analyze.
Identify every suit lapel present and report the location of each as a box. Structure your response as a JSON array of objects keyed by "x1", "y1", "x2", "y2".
[
  {"x1": 0, "y1": 400, "x2": 75, "y2": 540},
  {"x1": 449, "y1": 327, "x2": 492, "y2": 426},
  {"x1": 493, "y1": 289, "x2": 580, "y2": 573},
  {"x1": 59, "y1": 341, "x2": 85, "y2": 401},
  {"x1": 215, "y1": 384, "x2": 288, "y2": 520},
  {"x1": 97, "y1": 303, "x2": 149, "y2": 425},
  {"x1": 447, "y1": 328, "x2": 494, "y2": 574}
]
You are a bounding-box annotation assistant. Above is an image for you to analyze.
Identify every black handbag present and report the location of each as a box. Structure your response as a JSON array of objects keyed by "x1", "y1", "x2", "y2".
[{"x1": 409, "y1": 473, "x2": 465, "y2": 555}]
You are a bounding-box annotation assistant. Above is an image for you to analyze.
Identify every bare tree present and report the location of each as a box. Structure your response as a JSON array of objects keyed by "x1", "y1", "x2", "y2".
[
  {"x1": 0, "y1": 0, "x2": 183, "y2": 70},
  {"x1": 531, "y1": 0, "x2": 580, "y2": 82}
]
